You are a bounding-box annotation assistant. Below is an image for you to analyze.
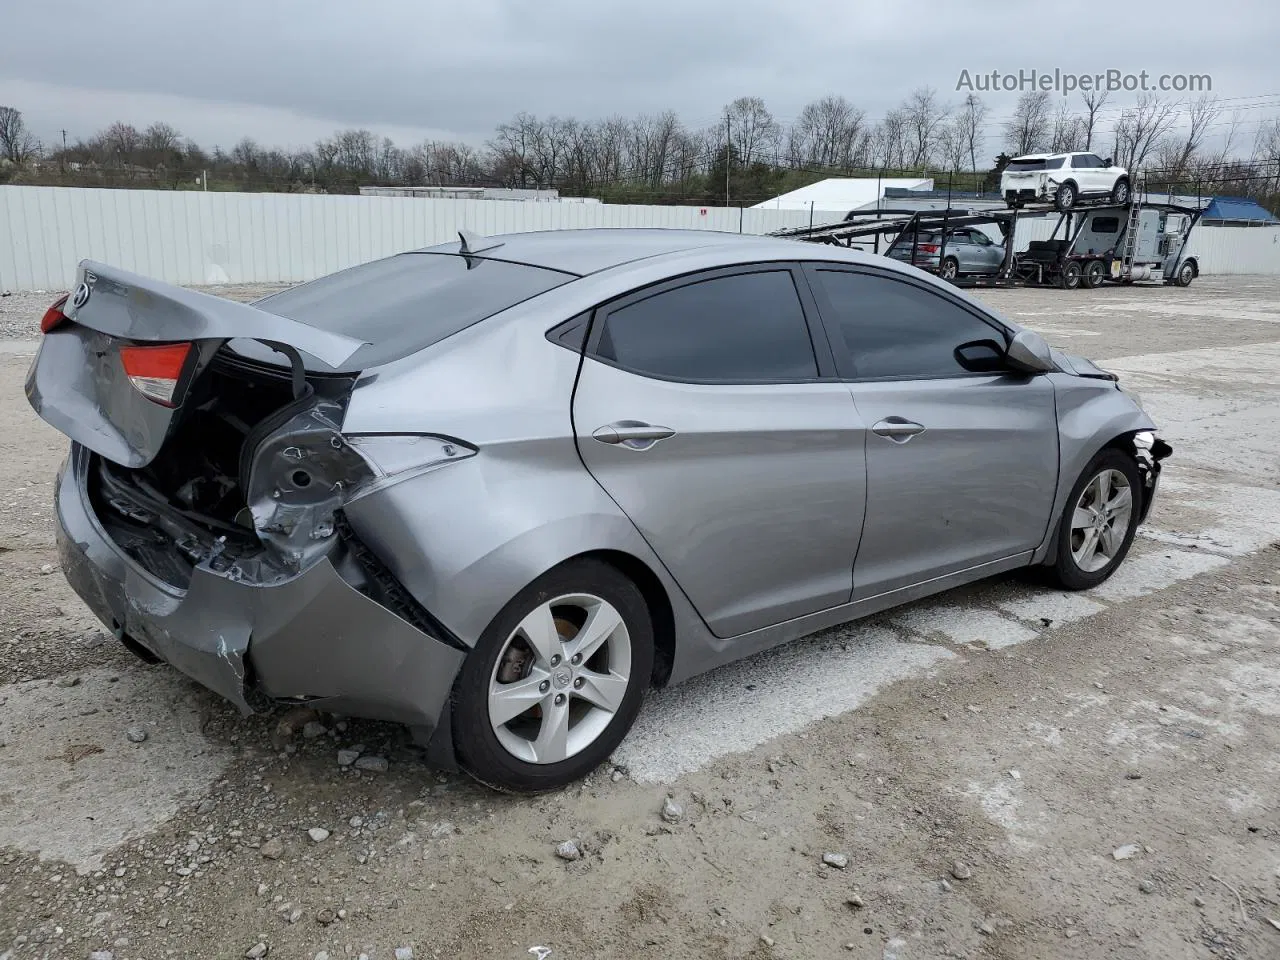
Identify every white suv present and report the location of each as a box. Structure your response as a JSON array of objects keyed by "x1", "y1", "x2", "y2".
[{"x1": 1001, "y1": 152, "x2": 1131, "y2": 211}]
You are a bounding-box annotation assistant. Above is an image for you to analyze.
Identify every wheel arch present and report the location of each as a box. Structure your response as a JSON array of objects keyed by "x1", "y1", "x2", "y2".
[{"x1": 1035, "y1": 378, "x2": 1160, "y2": 564}]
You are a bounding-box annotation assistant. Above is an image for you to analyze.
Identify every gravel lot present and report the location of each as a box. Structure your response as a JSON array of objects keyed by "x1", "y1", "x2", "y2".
[{"x1": 2, "y1": 275, "x2": 1279, "y2": 960}]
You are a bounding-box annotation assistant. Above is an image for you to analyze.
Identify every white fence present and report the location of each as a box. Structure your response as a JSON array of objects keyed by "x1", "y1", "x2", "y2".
[
  {"x1": 2, "y1": 185, "x2": 1277, "y2": 292},
  {"x1": 0, "y1": 186, "x2": 814, "y2": 292}
]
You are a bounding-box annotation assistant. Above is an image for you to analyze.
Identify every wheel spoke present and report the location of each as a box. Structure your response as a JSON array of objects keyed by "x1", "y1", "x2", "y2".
[
  {"x1": 564, "y1": 602, "x2": 622, "y2": 664},
  {"x1": 489, "y1": 669, "x2": 551, "y2": 728},
  {"x1": 1100, "y1": 521, "x2": 1123, "y2": 557},
  {"x1": 1074, "y1": 527, "x2": 1100, "y2": 566},
  {"x1": 1096, "y1": 470, "x2": 1112, "y2": 503},
  {"x1": 1072, "y1": 506, "x2": 1096, "y2": 530},
  {"x1": 530, "y1": 697, "x2": 570, "y2": 763},
  {"x1": 1105, "y1": 485, "x2": 1132, "y2": 516},
  {"x1": 573, "y1": 668, "x2": 628, "y2": 715},
  {"x1": 515, "y1": 603, "x2": 562, "y2": 667}
]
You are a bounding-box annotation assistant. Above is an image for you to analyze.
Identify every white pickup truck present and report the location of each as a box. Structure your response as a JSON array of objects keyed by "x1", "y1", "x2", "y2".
[{"x1": 1002, "y1": 152, "x2": 1131, "y2": 212}]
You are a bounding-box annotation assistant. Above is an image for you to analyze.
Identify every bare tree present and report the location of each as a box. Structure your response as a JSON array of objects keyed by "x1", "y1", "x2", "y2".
[
  {"x1": 1049, "y1": 102, "x2": 1086, "y2": 152},
  {"x1": 903, "y1": 87, "x2": 948, "y2": 168},
  {"x1": 954, "y1": 94, "x2": 988, "y2": 179},
  {"x1": 1079, "y1": 89, "x2": 1110, "y2": 150},
  {"x1": 936, "y1": 119, "x2": 967, "y2": 173},
  {"x1": 871, "y1": 109, "x2": 909, "y2": 170},
  {"x1": 1111, "y1": 94, "x2": 1178, "y2": 171},
  {"x1": 0, "y1": 105, "x2": 40, "y2": 163},
  {"x1": 1162, "y1": 95, "x2": 1222, "y2": 181},
  {"x1": 726, "y1": 96, "x2": 780, "y2": 168},
  {"x1": 789, "y1": 95, "x2": 868, "y2": 169},
  {"x1": 1004, "y1": 91, "x2": 1051, "y2": 155},
  {"x1": 99, "y1": 122, "x2": 142, "y2": 166}
]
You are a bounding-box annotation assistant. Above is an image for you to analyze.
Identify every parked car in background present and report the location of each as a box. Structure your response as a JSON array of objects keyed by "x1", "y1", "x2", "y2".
[
  {"x1": 1002, "y1": 152, "x2": 1131, "y2": 211},
  {"x1": 886, "y1": 227, "x2": 1006, "y2": 279},
  {"x1": 27, "y1": 229, "x2": 1169, "y2": 792}
]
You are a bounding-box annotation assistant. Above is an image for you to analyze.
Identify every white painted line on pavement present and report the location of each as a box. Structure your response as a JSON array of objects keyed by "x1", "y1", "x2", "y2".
[
  {"x1": 1091, "y1": 548, "x2": 1231, "y2": 602},
  {"x1": 891, "y1": 605, "x2": 1038, "y2": 649},
  {"x1": 614, "y1": 629, "x2": 953, "y2": 783}
]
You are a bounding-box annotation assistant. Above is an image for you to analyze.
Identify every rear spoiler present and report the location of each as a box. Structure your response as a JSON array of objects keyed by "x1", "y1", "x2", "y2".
[{"x1": 63, "y1": 261, "x2": 366, "y2": 368}]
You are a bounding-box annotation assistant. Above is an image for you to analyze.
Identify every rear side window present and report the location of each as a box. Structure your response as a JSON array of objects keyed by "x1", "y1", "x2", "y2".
[
  {"x1": 253, "y1": 253, "x2": 573, "y2": 371},
  {"x1": 813, "y1": 270, "x2": 1005, "y2": 380},
  {"x1": 593, "y1": 270, "x2": 818, "y2": 382}
]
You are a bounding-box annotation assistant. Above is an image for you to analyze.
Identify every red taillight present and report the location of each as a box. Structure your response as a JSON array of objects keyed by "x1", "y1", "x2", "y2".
[
  {"x1": 40, "y1": 294, "x2": 70, "y2": 334},
  {"x1": 918, "y1": 244, "x2": 939, "y2": 254},
  {"x1": 119, "y1": 343, "x2": 193, "y2": 407}
]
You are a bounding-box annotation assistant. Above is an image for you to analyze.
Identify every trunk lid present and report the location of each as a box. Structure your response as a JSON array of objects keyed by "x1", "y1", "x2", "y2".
[{"x1": 26, "y1": 261, "x2": 366, "y2": 468}]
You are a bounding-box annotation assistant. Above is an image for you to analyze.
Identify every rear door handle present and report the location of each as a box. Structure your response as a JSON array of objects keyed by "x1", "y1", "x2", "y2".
[
  {"x1": 872, "y1": 417, "x2": 925, "y2": 443},
  {"x1": 592, "y1": 421, "x2": 676, "y2": 450}
]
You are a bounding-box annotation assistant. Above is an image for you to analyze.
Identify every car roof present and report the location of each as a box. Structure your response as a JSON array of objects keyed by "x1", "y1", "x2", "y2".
[{"x1": 414, "y1": 228, "x2": 828, "y2": 277}]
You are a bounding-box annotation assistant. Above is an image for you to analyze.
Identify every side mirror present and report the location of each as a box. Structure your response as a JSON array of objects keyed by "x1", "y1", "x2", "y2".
[
  {"x1": 1104, "y1": 157, "x2": 1114, "y2": 167},
  {"x1": 1005, "y1": 330, "x2": 1056, "y2": 374}
]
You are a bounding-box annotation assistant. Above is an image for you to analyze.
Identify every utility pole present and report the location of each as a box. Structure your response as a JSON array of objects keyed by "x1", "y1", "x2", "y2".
[
  {"x1": 724, "y1": 113, "x2": 731, "y2": 207},
  {"x1": 60, "y1": 129, "x2": 67, "y2": 173}
]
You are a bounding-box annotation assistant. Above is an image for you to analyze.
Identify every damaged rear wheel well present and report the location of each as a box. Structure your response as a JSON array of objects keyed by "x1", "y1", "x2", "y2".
[{"x1": 569, "y1": 550, "x2": 675, "y2": 688}]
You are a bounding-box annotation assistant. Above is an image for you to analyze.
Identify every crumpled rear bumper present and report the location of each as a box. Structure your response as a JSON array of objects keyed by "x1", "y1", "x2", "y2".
[{"x1": 55, "y1": 444, "x2": 466, "y2": 736}]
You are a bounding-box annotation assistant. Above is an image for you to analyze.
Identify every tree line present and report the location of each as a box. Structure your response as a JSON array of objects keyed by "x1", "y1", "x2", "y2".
[{"x1": 2, "y1": 90, "x2": 1278, "y2": 208}]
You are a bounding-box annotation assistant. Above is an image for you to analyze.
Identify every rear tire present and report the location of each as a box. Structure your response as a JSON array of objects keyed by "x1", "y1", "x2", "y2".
[
  {"x1": 452, "y1": 559, "x2": 653, "y2": 793},
  {"x1": 1048, "y1": 449, "x2": 1142, "y2": 590},
  {"x1": 939, "y1": 257, "x2": 959, "y2": 281},
  {"x1": 1055, "y1": 182, "x2": 1078, "y2": 212},
  {"x1": 1084, "y1": 259, "x2": 1106, "y2": 289}
]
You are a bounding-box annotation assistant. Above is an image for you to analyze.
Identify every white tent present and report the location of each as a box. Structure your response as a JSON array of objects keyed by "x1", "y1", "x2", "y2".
[{"x1": 751, "y1": 177, "x2": 934, "y2": 213}]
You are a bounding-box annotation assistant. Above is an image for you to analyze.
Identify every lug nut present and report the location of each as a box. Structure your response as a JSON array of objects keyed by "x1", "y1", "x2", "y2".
[
  {"x1": 539, "y1": 680, "x2": 550, "y2": 693},
  {"x1": 550, "y1": 654, "x2": 561, "y2": 667},
  {"x1": 554, "y1": 694, "x2": 566, "y2": 705},
  {"x1": 570, "y1": 654, "x2": 582, "y2": 665},
  {"x1": 573, "y1": 677, "x2": 583, "y2": 689}
]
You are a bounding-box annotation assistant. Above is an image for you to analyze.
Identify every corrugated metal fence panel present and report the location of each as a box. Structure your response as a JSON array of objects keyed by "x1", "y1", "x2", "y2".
[
  {"x1": 0, "y1": 186, "x2": 817, "y2": 291},
  {"x1": 8, "y1": 185, "x2": 1273, "y2": 291},
  {"x1": 1183, "y1": 225, "x2": 1280, "y2": 275}
]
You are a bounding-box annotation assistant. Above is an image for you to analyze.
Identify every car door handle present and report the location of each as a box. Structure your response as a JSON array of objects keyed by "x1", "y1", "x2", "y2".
[
  {"x1": 592, "y1": 421, "x2": 676, "y2": 450},
  {"x1": 872, "y1": 418, "x2": 926, "y2": 442}
]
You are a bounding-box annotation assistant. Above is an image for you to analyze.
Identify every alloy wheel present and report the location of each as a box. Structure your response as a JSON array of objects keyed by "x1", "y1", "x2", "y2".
[
  {"x1": 487, "y1": 593, "x2": 632, "y2": 764},
  {"x1": 1070, "y1": 468, "x2": 1134, "y2": 572}
]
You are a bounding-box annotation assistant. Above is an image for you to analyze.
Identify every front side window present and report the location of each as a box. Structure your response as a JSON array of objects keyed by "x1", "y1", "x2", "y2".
[
  {"x1": 812, "y1": 270, "x2": 1007, "y2": 380},
  {"x1": 593, "y1": 270, "x2": 818, "y2": 382}
]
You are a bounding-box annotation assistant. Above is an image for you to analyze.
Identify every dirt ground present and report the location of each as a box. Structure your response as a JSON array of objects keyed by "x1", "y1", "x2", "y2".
[{"x1": 1, "y1": 276, "x2": 1279, "y2": 960}]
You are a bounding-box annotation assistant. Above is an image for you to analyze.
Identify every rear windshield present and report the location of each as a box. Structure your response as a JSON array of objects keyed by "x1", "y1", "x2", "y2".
[
  {"x1": 247, "y1": 253, "x2": 573, "y2": 371},
  {"x1": 1006, "y1": 157, "x2": 1065, "y2": 171}
]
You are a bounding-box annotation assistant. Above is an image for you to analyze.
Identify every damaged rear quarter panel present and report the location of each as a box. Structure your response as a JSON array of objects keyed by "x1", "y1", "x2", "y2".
[{"x1": 337, "y1": 283, "x2": 707, "y2": 654}]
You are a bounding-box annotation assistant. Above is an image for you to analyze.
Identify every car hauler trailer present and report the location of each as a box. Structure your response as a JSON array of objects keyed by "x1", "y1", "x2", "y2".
[{"x1": 772, "y1": 178, "x2": 1203, "y2": 290}]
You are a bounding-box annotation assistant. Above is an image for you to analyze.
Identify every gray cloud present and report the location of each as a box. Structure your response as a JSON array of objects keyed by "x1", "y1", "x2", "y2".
[{"x1": 3, "y1": 0, "x2": 1277, "y2": 149}]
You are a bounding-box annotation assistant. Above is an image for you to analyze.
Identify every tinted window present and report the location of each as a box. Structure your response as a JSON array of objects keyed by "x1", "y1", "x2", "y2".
[
  {"x1": 595, "y1": 271, "x2": 818, "y2": 381},
  {"x1": 1086, "y1": 154, "x2": 1107, "y2": 168},
  {"x1": 251, "y1": 253, "x2": 572, "y2": 371},
  {"x1": 1090, "y1": 216, "x2": 1121, "y2": 233},
  {"x1": 1006, "y1": 159, "x2": 1047, "y2": 171},
  {"x1": 813, "y1": 270, "x2": 1005, "y2": 380},
  {"x1": 1045, "y1": 157, "x2": 1066, "y2": 169}
]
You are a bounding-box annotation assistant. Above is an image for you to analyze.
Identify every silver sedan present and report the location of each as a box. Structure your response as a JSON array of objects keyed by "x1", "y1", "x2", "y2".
[{"x1": 27, "y1": 229, "x2": 1169, "y2": 791}]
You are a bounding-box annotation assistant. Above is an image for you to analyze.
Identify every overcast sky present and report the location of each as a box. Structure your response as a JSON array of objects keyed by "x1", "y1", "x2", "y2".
[{"x1": 3, "y1": 0, "x2": 1278, "y2": 153}]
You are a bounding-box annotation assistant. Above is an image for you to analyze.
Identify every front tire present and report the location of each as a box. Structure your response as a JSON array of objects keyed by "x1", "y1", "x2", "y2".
[
  {"x1": 1049, "y1": 449, "x2": 1142, "y2": 590},
  {"x1": 1111, "y1": 178, "x2": 1131, "y2": 205},
  {"x1": 1176, "y1": 261, "x2": 1196, "y2": 287},
  {"x1": 1062, "y1": 261, "x2": 1083, "y2": 289},
  {"x1": 452, "y1": 559, "x2": 654, "y2": 792}
]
